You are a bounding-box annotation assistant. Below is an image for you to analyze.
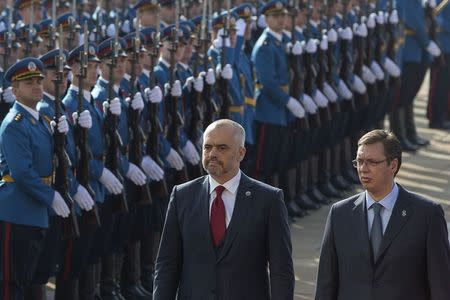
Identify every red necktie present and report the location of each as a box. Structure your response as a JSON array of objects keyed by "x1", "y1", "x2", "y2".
[{"x1": 210, "y1": 185, "x2": 226, "y2": 247}]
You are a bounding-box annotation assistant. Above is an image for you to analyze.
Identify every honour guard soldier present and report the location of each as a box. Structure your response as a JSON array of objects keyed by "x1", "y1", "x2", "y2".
[
  {"x1": 134, "y1": 0, "x2": 161, "y2": 28},
  {"x1": 0, "y1": 57, "x2": 70, "y2": 299},
  {"x1": 427, "y1": 0, "x2": 450, "y2": 129},
  {"x1": 251, "y1": 1, "x2": 306, "y2": 218},
  {"x1": 27, "y1": 48, "x2": 95, "y2": 300}
]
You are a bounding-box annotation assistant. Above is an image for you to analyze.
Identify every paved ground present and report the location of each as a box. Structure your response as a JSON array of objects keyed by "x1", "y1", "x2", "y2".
[{"x1": 292, "y1": 73, "x2": 450, "y2": 299}]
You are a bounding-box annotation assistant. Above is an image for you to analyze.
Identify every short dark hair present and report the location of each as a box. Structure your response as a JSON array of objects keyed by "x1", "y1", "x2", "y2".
[{"x1": 358, "y1": 129, "x2": 402, "y2": 176}]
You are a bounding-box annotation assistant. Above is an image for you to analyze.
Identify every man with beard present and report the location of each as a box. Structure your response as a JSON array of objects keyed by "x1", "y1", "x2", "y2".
[{"x1": 153, "y1": 119, "x2": 294, "y2": 299}]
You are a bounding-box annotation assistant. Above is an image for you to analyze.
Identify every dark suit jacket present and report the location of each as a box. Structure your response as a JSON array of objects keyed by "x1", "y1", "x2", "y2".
[
  {"x1": 315, "y1": 185, "x2": 450, "y2": 300},
  {"x1": 153, "y1": 173, "x2": 295, "y2": 300}
]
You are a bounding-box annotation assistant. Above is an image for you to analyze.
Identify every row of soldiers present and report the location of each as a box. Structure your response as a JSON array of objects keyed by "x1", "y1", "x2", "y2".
[{"x1": 0, "y1": 0, "x2": 449, "y2": 299}]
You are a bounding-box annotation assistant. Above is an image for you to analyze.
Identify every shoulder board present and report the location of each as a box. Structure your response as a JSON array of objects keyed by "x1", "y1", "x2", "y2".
[{"x1": 14, "y1": 113, "x2": 22, "y2": 122}]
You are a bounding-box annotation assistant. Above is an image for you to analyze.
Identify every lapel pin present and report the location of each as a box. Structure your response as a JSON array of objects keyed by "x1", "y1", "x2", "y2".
[
  {"x1": 402, "y1": 210, "x2": 407, "y2": 217},
  {"x1": 245, "y1": 191, "x2": 251, "y2": 197}
]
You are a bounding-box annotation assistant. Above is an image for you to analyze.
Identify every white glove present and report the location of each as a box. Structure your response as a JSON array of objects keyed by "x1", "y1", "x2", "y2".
[
  {"x1": 121, "y1": 19, "x2": 131, "y2": 34},
  {"x1": 352, "y1": 75, "x2": 367, "y2": 94},
  {"x1": 287, "y1": 97, "x2": 306, "y2": 118},
  {"x1": 185, "y1": 76, "x2": 195, "y2": 91},
  {"x1": 166, "y1": 148, "x2": 184, "y2": 170},
  {"x1": 144, "y1": 86, "x2": 163, "y2": 103},
  {"x1": 50, "y1": 115, "x2": 69, "y2": 135},
  {"x1": 302, "y1": 94, "x2": 318, "y2": 113},
  {"x1": 367, "y1": 13, "x2": 376, "y2": 29},
  {"x1": 99, "y1": 167, "x2": 123, "y2": 195},
  {"x1": 73, "y1": 185, "x2": 94, "y2": 211},
  {"x1": 320, "y1": 36, "x2": 328, "y2": 50},
  {"x1": 217, "y1": 64, "x2": 233, "y2": 80},
  {"x1": 355, "y1": 23, "x2": 368, "y2": 37},
  {"x1": 125, "y1": 162, "x2": 147, "y2": 186},
  {"x1": 322, "y1": 82, "x2": 338, "y2": 103},
  {"x1": 339, "y1": 27, "x2": 353, "y2": 40},
  {"x1": 141, "y1": 155, "x2": 164, "y2": 181},
  {"x1": 313, "y1": 90, "x2": 329, "y2": 108},
  {"x1": 193, "y1": 75, "x2": 204, "y2": 92},
  {"x1": 337, "y1": 79, "x2": 353, "y2": 100},
  {"x1": 129, "y1": 92, "x2": 145, "y2": 111},
  {"x1": 376, "y1": 11, "x2": 385, "y2": 25},
  {"x1": 52, "y1": 191, "x2": 70, "y2": 218},
  {"x1": 1, "y1": 86, "x2": 15, "y2": 103},
  {"x1": 370, "y1": 61, "x2": 385, "y2": 80},
  {"x1": 389, "y1": 9, "x2": 399, "y2": 24},
  {"x1": 236, "y1": 18, "x2": 247, "y2": 36},
  {"x1": 72, "y1": 110, "x2": 92, "y2": 129},
  {"x1": 425, "y1": 0, "x2": 437, "y2": 8},
  {"x1": 426, "y1": 41, "x2": 442, "y2": 57},
  {"x1": 257, "y1": 14, "x2": 266, "y2": 28},
  {"x1": 106, "y1": 23, "x2": 116, "y2": 38},
  {"x1": 205, "y1": 68, "x2": 216, "y2": 85},
  {"x1": 305, "y1": 39, "x2": 317, "y2": 53},
  {"x1": 164, "y1": 80, "x2": 182, "y2": 97},
  {"x1": 383, "y1": 57, "x2": 401, "y2": 78},
  {"x1": 181, "y1": 140, "x2": 200, "y2": 165},
  {"x1": 213, "y1": 30, "x2": 231, "y2": 49},
  {"x1": 287, "y1": 41, "x2": 303, "y2": 55},
  {"x1": 362, "y1": 65, "x2": 377, "y2": 84},
  {"x1": 327, "y1": 28, "x2": 338, "y2": 43},
  {"x1": 103, "y1": 97, "x2": 122, "y2": 116}
]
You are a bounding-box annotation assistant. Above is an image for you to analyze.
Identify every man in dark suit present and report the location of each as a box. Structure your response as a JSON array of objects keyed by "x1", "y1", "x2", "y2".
[
  {"x1": 153, "y1": 119, "x2": 295, "y2": 299},
  {"x1": 315, "y1": 129, "x2": 450, "y2": 300}
]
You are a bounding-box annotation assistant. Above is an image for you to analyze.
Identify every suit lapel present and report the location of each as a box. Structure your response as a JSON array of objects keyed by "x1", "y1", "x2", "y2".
[
  {"x1": 353, "y1": 193, "x2": 371, "y2": 263},
  {"x1": 217, "y1": 173, "x2": 253, "y2": 263},
  {"x1": 200, "y1": 177, "x2": 216, "y2": 257},
  {"x1": 375, "y1": 186, "x2": 413, "y2": 263}
]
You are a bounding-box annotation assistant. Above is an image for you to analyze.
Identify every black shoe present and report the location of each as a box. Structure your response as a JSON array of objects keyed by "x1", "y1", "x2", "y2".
[
  {"x1": 429, "y1": 121, "x2": 450, "y2": 130},
  {"x1": 294, "y1": 193, "x2": 321, "y2": 210},
  {"x1": 307, "y1": 188, "x2": 331, "y2": 205},
  {"x1": 330, "y1": 175, "x2": 352, "y2": 191},
  {"x1": 409, "y1": 135, "x2": 429, "y2": 146},
  {"x1": 319, "y1": 183, "x2": 344, "y2": 199},
  {"x1": 287, "y1": 200, "x2": 308, "y2": 217},
  {"x1": 121, "y1": 285, "x2": 149, "y2": 300},
  {"x1": 399, "y1": 138, "x2": 419, "y2": 152}
]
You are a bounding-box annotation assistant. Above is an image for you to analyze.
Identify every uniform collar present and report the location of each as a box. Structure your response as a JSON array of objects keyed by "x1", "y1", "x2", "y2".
[
  {"x1": 295, "y1": 26, "x2": 304, "y2": 34},
  {"x1": 43, "y1": 91, "x2": 55, "y2": 101},
  {"x1": 16, "y1": 101, "x2": 39, "y2": 120},
  {"x1": 159, "y1": 57, "x2": 171, "y2": 68},
  {"x1": 267, "y1": 28, "x2": 283, "y2": 42},
  {"x1": 142, "y1": 68, "x2": 150, "y2": 77},
  {"x1": 99, "y1": 76, "x2": 120, "y2": 94},
  {"x1": 124, "y1": 73, "x2": 131, "y2": 81}
]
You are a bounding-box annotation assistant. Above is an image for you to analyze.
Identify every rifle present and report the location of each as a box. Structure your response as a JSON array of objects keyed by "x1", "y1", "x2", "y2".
[
  {"x1": 289, "y1": 0, "x2": 310, "y2": 131},
  {"x1": 202, "y1": 0, "x2": 217, "y2": 128},
  {"x1": 127, "y1": 20, "x2": 152, "y2": 205},
  {"x1": 146, "y1": 7, "x2": 169, "y2": 198},
  {"x1": 218, "y1": 0, "x2": 232, "y2": 119},
  {"x1": 25, "y1": 0, "x2": 34, "y2": 56},
  {"x1": 324, "y1": 0, "x2": 341, "y2": 114},
  {"x1": 3, "y1": 5, "x2": 12, "y2": 73},
  {"x1": 353, "y1": 5, "x2": 369, "y2": 107},
  {"x1": 166, "y1": 1, "x2": 189, "y2": 183},
  {"x1": 105, "y1": 16, "x2": 128, "y2": 213},
  {"x1": 53, "y1": 25, "x2": 80, "y2": 240},
  {"x1": 47, "y1": 0, "x2": 57, "y2": 51},
  {"x1": 316, "y1": 22, "x2": 333, "y2": 122},
  {"x1": 74, "y1": 23, "x2": 101, "y2": 227},
  {"x1": 339, "y1": 0, "x2": 356, "y2": 111}
]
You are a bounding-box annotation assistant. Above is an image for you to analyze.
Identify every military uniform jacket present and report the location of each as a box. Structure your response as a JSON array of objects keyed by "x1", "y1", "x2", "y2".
[
  {"x1": 251, "y1": 28, "x2": 291, "y2": 126},
  {"x1": 0, "y1": 102, "x2": 54, "y2": 228}
]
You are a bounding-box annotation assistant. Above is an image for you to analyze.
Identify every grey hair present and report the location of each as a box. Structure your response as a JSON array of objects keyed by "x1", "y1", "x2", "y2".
[{"x1": 204, "y1": 119, "x2": 246, "y2": 147}]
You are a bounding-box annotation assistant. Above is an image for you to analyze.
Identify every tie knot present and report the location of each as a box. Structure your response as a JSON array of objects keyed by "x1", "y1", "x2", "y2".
[
  {"x1": 371, "y1": 203, "x2": 382, "y2": 214},
  {"x1": 215, "y1": 185, "x2": 225, "y2": 196}
]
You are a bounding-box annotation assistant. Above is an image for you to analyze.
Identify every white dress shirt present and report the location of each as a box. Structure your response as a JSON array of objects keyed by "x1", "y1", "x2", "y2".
[
  {"x1": 17, "y1": 101, "x2": 39, "y2": 120},
  {"x1": 366, "y1": 183, "x2": 399, "y2": 235},
  {"x1": 209, "y1": 170, "x2": 241, "y2": 227}
]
